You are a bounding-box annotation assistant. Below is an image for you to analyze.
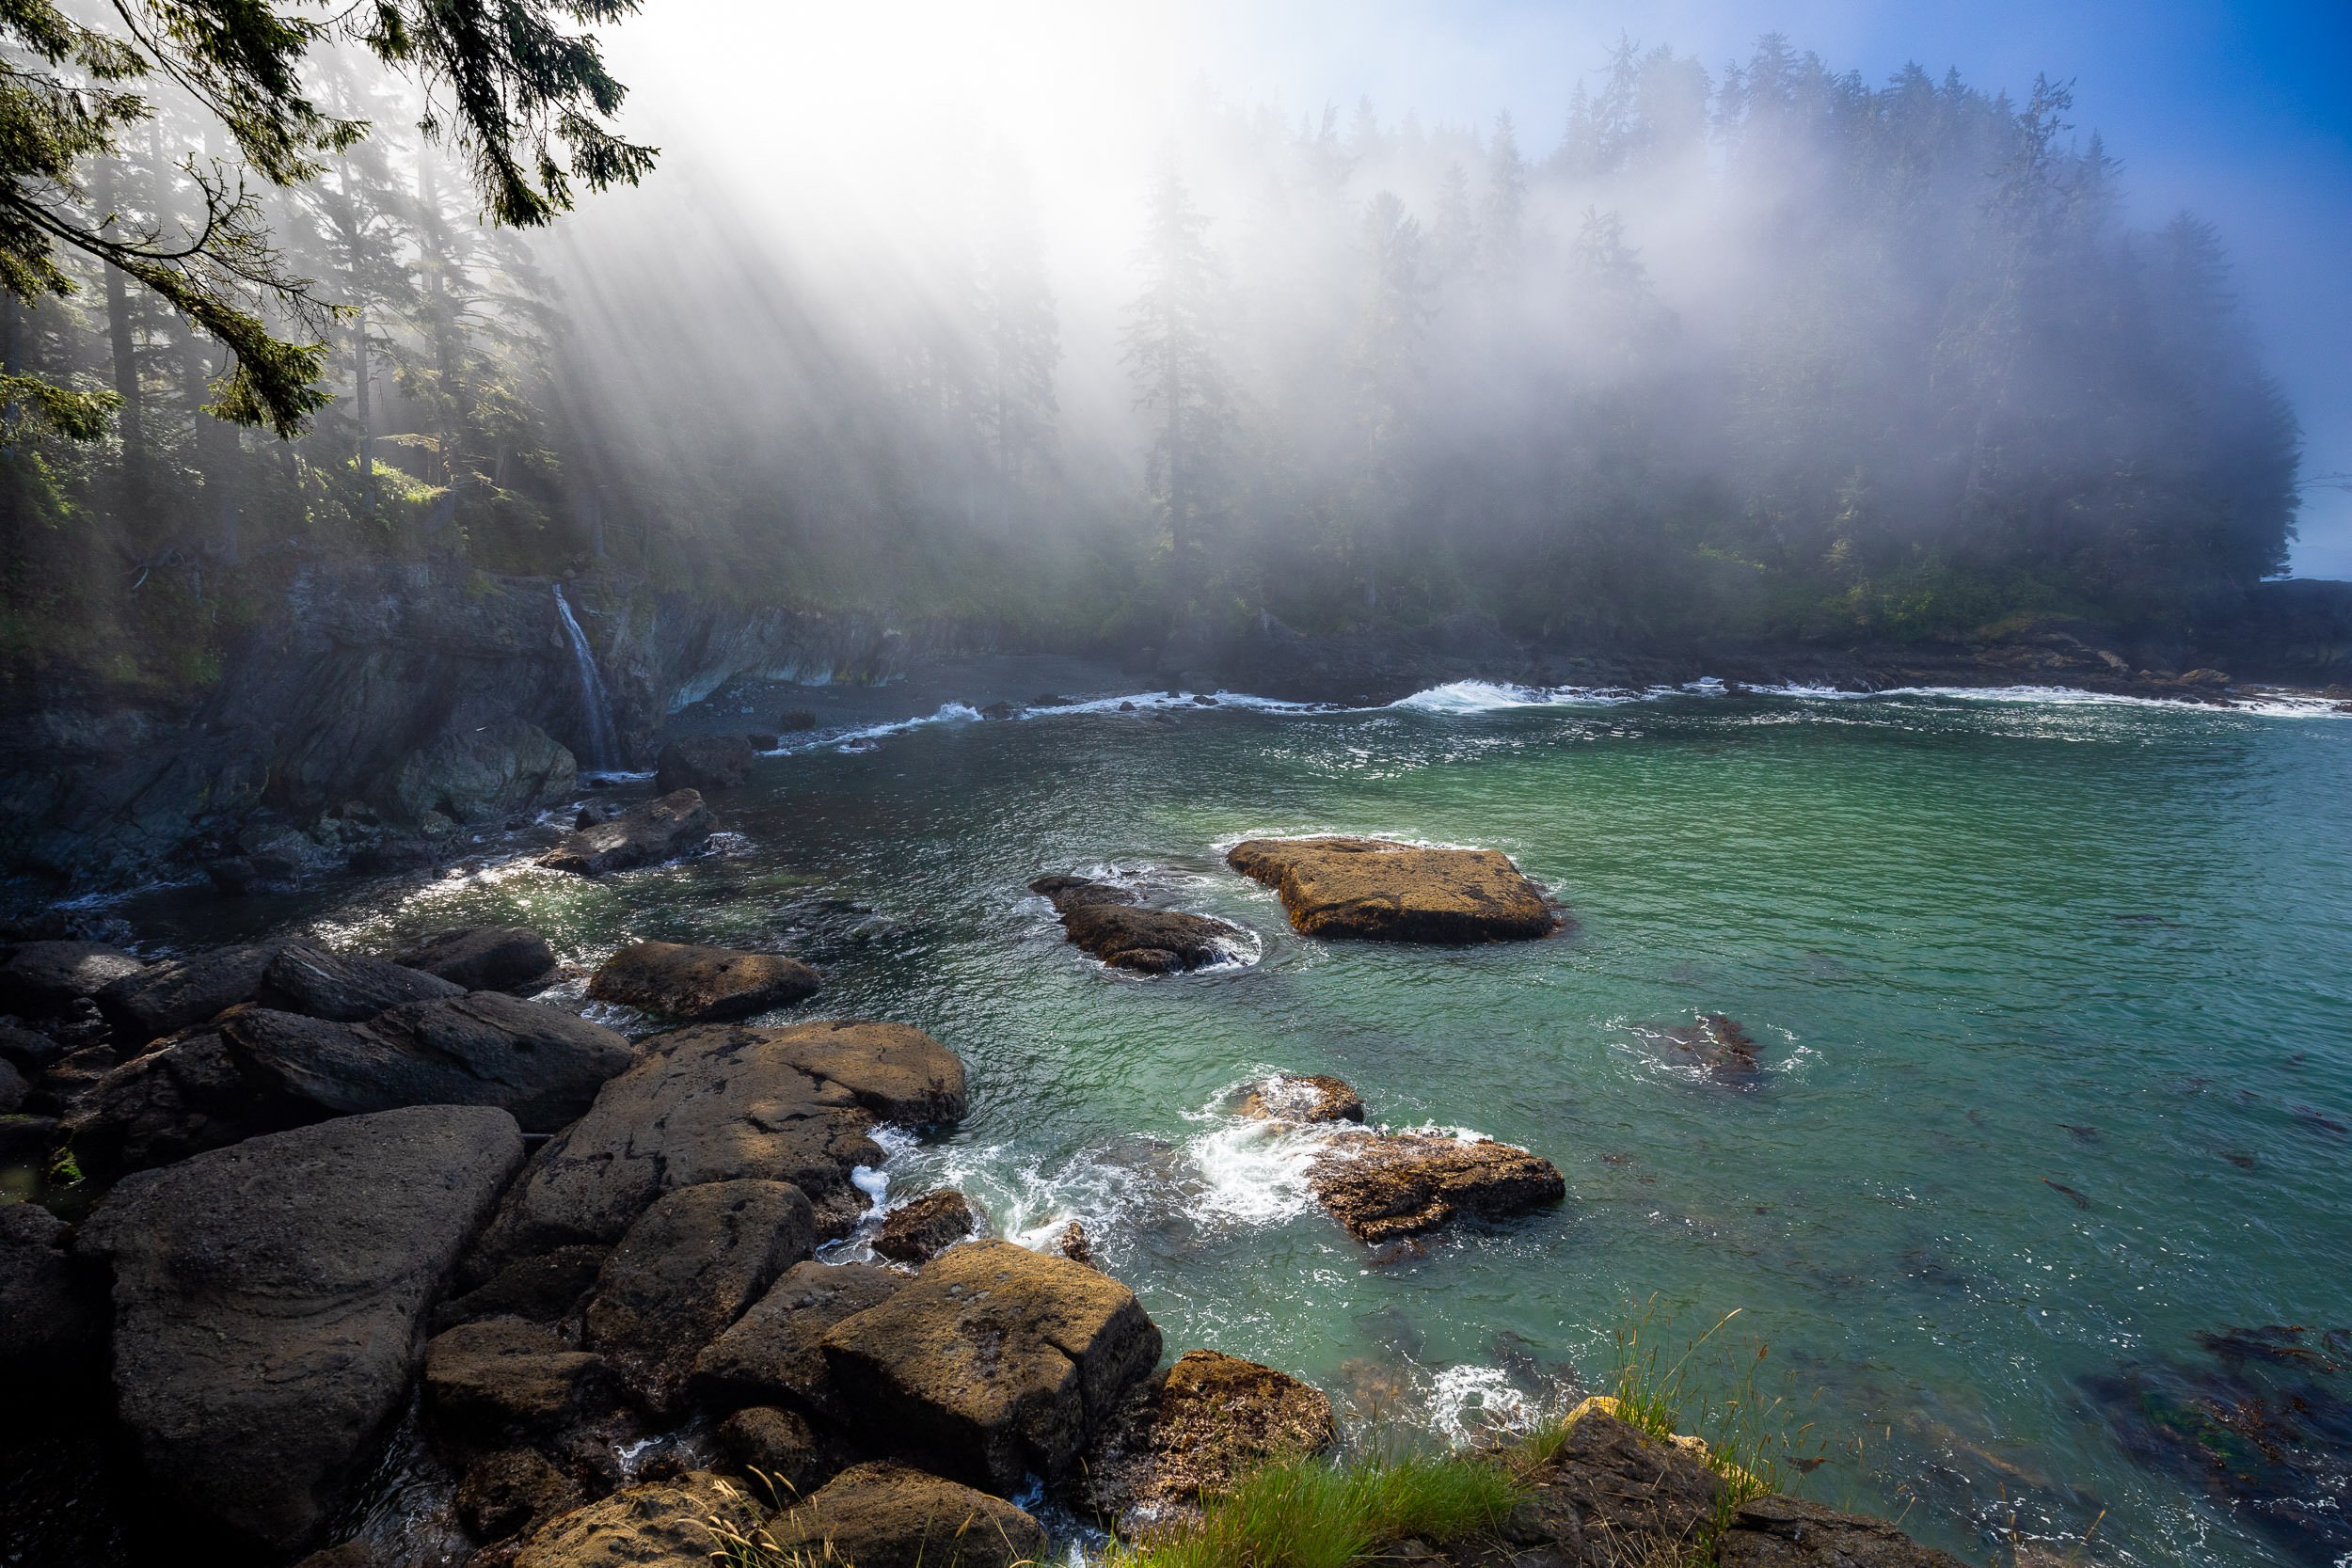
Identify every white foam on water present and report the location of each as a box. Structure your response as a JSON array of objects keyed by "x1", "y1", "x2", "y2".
[
  {"x1": 1425, "y1": 1364, "x2": 1545, "y2": 1445},
  {"x1": 825, "y1": 701, "x2": 986, "y2": 751},
  {"x1": 1388, "y1": 680, "x2": 1648, "y2": 713},
  {"x1": 1180, "y1": 1116, "x2": 1337, "y2": 1226},
  {"x1": 1028, "y1": 688, "x2": 1334, "y2": 716}
]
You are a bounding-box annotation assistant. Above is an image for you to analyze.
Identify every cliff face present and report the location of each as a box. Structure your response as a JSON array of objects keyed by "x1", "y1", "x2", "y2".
[{"x1": 0, "y1": 563, "x2": 933, "y2": 896}]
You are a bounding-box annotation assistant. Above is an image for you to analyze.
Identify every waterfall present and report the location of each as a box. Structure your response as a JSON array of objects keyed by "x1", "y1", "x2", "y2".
[{"x1": 553, "y1": 583, "x2": 623, "y2": 772}]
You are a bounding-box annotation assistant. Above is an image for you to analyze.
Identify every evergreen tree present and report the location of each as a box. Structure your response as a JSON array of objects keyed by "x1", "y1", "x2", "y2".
[{"x1": 1122, "y1": 159, "x2": 1235, "y2": 597}]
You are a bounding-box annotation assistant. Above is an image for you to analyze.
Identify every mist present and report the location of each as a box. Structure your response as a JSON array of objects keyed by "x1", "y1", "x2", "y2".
[{"x1": 511, "y1": 0, "x2": 2315, "y2": 651}]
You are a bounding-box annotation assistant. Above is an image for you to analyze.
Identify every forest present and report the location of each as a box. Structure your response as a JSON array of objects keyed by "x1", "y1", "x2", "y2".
[{"x1": 0, "y1": 25, "x2": 2304, "y2": 694}]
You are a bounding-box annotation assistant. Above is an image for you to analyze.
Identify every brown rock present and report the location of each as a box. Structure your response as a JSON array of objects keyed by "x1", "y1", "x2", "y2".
[
  {"x1": 763, "y1": 1018, "x2": 972, "y2": 1126},
  {"x1": 769, "y1": 1461, "x2": 1043, "y2": 1568},
  {"x1": 433, "y1": 1245, "x2": 611, "y2": 1331},
  {"x1": 586, "y1": 940, "x2": 819, "y2": 1022},
  {"x1": 539, "y1": 790, "x2": 715, "y2": 877},
  {"x1": 1238, "y1": 1072, "x2": 1365, "y2": 1124},
  {"x1": 456, "y1": 1449, "x2": 586, "y2": 1544},
  {"x1": 1051, "y1": 1221, "x2": 1093, "y2": 1265},
  {"x1": 1484, "y1": 1408, "x2": 1724, "y2": 1563},
  {"x1": 715, "y1": 1404, "x2": 847, "y2": 1497},
  {"x1": 424, "y1": 1318, "x2": 616, "y2": 1444},
  {"x1": 691, "y1": 1259, "x2": 908, "y2": 1420},
  {"x1": 1654, "y1": 1014, "x2": 1762, "y2": 1080},
  {"x1": 874, "y1": 1188, "x2": 976, "y2": 1264},
  {"x1": 821, "y1": 1238, "x2": 1162, "y2": 1491},
  {"x1": 653, "y1": 735, "x2": 755, "y2": 794},
  {"x1": 582, "y1": 1179, "x2": 815, "y2": 1415},
  {"x1": 510, "y1": 1471, "x2": 757, "y2": 1568},
  {"x1": 1226, "y1": 836, "x2": 1559, "y2": 942},
  {"x1": 1309, "y1": 1131, "x2": 1565, "y2": 1244},
  {"x1": 1029, "y1": 875, "x2": 1242, "y2": 973},
  {"x1": 1074, "y1": 1349, "x2": 1337, "y2": 1527},
  {"x1": 62, "y1": 1028, "x2": 310, "y2": 1176}
]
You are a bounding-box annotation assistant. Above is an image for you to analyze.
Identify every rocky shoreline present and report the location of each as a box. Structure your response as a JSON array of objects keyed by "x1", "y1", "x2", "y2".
[{"x1": 0, "y1": 813, "x2": 1986, "y2": 1568}]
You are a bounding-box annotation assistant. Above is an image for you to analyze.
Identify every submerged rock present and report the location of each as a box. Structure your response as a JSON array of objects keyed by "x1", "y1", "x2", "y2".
[
  {"x1": 258, "y1": 942, "x2": 464, "y2": 1022},
  {"x1": 654, "y1": 734, "x2": 756, "y2": 794},
  {"x1": 1238, "y1": 1072, "x2": 1366, "y2": 1124},
  {"x1": 586, "y1": 939, "x2": 820, "y2": 1021},
  {"x1": 582, "y1": 1178, "x2": 816, "y2": 1415},
  {"x1": 469, "y1": 1020, "x2": 965, "y2": 1265},
  {"x1": 1650, "y1": 1014, "x2": 1763, "y2": 1081},
  {"x1": 874, "y1": 1187, "x2": 977, "y2": 1264},
  {"x1": 768, "y1": 1461, "x2": 1043, "y2": 1568},
  {"x1": 1074, "y1": 1349, "x2": 1337, "y2": 1528},
  {"x1": 220, "y1": 992, "x2": 635, "y2": 1132},
  {"x1": 822, "y1": 1238, "x2": 1163, "y2": 1491},
  {"x1": 76, "y1": 1105, "x2": 524, "y2": 1552},
  {"x1": 395, "y1": 926, "x2": 560, "y2": 993},
  {"x1": 1310, "y1": 1130, "x2": 1565, "y2": 1245},
  {"x1": 540, "y1": 788, "x2": 715, "y2": 876},
  {"x1": 1029, "y1": 873, "x2": 1243, "y2": 973},
  {"x1": 1226, "y1": 836, "x2": 1559, "y2": 942}
]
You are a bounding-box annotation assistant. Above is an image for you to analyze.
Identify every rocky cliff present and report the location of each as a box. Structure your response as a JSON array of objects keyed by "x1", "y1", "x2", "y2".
[{"x1": 0, "y1": 562, "x2": 942, "y2": 897}]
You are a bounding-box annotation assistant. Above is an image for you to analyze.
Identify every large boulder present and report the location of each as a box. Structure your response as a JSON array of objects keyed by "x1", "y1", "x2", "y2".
[
  {"x1": 540, "y1": 789, "x2": 714, "y2": 877},
  {"x1": 691, "y1": 1259, "x2": 908, "y2": 1420},
  {"x1": 510, "y1": 1471, "x2": 759, "y2": 1568},
  {"x1": 422, "y1": 1317, "x2": 616, "y2": 1447},
  {"x1": 769, "y1": 1462, "x2": 1043, "y2": 1568},
  {"x1": 586, "y1": 939, "x2": 820, "y2": 1022},
  {"x1": 654, "y1": 734, "x2": 756, "y2": 794},
  {"x1": 62, "y1": 1028, "x2": 310, "y2": 1176},
  {"x1": 389, "y1": 718, "x2": 577, "y2": 825},
  {"x1": 716, "y1": 1403, "x2": 848, "y2": 1496},
  {"x1": 471, "y1": 1021, "x2": 964, "y2": 1264},
  {"x1": 221, "y1": 992, "x2": 635, "y2": 1132},
  {"x1": 455, "y1": 1448, "x2": 587, "y2": 1547},
  {"x1": 395, "y1": 926, "x2": 560, "y2": 993},
  {"x1": 821, "y1": 1239, "x2": 1163, "y2": 1491},
  {"x1": 0, "y1": 1020, "x2": 71, "y2": 1072},
  {"x1": 0, "y1": 1200, "x2": 101, "y2": 1386},
  {"x1": 75, "y1": 1105, "x2": 525, "y2": 1551},
  {"x1": 1238, "y1": 1072, "x2": 1365, "y2": 1125},
  {"x1": 1226, "y1": 836, "x2": 1559, "y2": 942},
  {"x1": 1309, "y1": 1130, "x2": 1565, "y2": 1245},
  {"x1": 94, "y1": 943, "x2": 280, "y2": 1045},
  {"x1": 0, "y1": 941, "x2": 146, "y2": 1015},
  {"x1": 1029, "y1": 875, "x2": 1242, "y2": 974},
  {"x1": 432, "y1": 1244, "x2": 610, "y2": 1331},
  {"x1": 581, "y1": 1179, "x2": 815, "y2": 1414},
  {"x1": 258, "y1": 942, "x2": 463, "y2": 1022},
  {"x1": 1073, "y1": 1349, "x2": 1337, "y2": 1528}
]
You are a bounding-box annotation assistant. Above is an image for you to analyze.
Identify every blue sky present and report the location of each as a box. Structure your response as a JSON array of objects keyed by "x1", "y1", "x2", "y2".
[{"x1": 1200, "y1": 0, "x2": 2352, "y2": 578}]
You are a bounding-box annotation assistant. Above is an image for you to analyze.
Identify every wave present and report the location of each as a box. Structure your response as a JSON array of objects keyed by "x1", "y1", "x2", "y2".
[
  {"x1": 1028, "y1": 689, "x2": 1334, "y2": 716},
  {"x1": 1389, "y1": 676, "x2": 2346, "y2": 721}
]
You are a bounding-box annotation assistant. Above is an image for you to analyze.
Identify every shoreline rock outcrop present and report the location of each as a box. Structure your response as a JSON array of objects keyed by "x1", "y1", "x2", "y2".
[
  {"x1": 1226, "y1": 837, "x2": 1560, "y2": 942},
  {"x1": 1073, "y1": 1349, "x2": 1337, "y2": 1528},
  {"x1": 1029, "y1": 873, "x2": 1244, "y2": 974},
  {"x1": 654, "y1": 734, "x2": 756, "y2": 794},
  {"x1": 74, "y1": 1105, "x2": 525, "y2": 1552},
  {"x1": 395, "y1": 927, "x2": 561, "y2": 993},
  {"x1": 539, "y1": 789, "x2": 714, "y2": 877},
  {"x1": 821, "y1": 1238, "x2": 1163, "y2": 1492},
  {"x1": 586, "y1": 939, "x2": 820, "y2": 1021},
  {"x1": 1310, "y1": 1129, "x2": 1566, "y2": 1245}
]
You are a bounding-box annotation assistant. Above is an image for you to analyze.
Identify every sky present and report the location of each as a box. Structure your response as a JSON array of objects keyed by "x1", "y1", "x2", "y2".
[{"x1": 596, "y1": 0, "x2": 2352, "y2": 578}]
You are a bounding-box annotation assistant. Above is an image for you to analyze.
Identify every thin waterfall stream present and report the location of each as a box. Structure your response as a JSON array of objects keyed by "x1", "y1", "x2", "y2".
[{"x1": 552, "y1": 583, "x2": 623, "y2": 773}]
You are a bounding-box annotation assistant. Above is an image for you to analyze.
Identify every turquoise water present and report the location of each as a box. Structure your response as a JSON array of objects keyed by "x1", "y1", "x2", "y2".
[{"x1": 119, "y1": 682, "x2": 2352, "y2": 1566}]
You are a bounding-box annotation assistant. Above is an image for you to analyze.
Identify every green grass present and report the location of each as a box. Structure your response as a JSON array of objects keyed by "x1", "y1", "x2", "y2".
[{"x1": 1105, "y1": 1449, "x2": 1520, "y2": 1568}]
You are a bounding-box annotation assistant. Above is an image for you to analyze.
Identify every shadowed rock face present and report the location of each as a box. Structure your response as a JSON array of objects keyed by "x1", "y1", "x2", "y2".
[
  {"x1": 95, "y1": 943, "x2": 281, "y2": 1046},
  {"x1": 422, "y1": 1318, "x2": 616, "y2": 1449},
  {"x1": 586, "y1": 939, "x2": 820, "y2": 1021},
  {"x1": 692, "y1": 1259, "x2": 908, "y2": 1421},
  {"x1": 582, "y1": 1179, "x2": 816, "y2": 1415},
  {"x1": 539, "y1": 789, "x2": 714, "y2": 877},
  {"x1": 74, "y1": 1105, "x2": 524, "y2": 1553},
  {"x1": 219, "y1": 992, "x2": 635, "y2": 1133},
  {"x1": 1309, "y1": 1131, "x2": 1565, "y2": 1245},
  {"x1": 1227, "y1": 836, "x2": 1559, "y2": 942},
  {"x1": 873, "y1": 1188, "x2": 977, "y2": 1263},
  {"x1": 770, "y1": 1462, "x2": 1044, "y2": 1568},
  {"x1": 1028, "y1": 874, "x2": 1242, "y2": 974},
  {"x1": 821, "y1": 1239, "x2": 1163, "y2": 1492},
  {"x1": 510, "y1": 1470, "x2": 758, "y2": 1568},
  {"x1": 257, "y1": 942, "x2": 462, "y2": 1022},
  {"x1": 1073, "y1": 1349, "x2": 1337, "y2": 1528},
  {"x1": 654, "y1": 734, "x2": 755, "y2": 794},
  {"x1": 0, "y1": 941, "x2": 146, "y2": 1015}
]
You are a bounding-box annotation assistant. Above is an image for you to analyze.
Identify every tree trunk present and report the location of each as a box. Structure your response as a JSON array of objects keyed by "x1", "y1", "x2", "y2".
[{"x1": 95, "y1": 161, "x2": 146, "y2": 515}]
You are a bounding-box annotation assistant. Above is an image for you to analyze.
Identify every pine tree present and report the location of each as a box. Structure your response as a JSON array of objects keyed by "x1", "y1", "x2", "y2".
[{"x1": 1123, "y1": 159, "x2": 1236, "y2": 597}]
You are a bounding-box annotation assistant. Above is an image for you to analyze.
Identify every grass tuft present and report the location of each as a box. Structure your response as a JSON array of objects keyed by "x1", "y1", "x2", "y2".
[{"x1": 1106, "y1": 1449, "x2": 1520, "y2": 1568}]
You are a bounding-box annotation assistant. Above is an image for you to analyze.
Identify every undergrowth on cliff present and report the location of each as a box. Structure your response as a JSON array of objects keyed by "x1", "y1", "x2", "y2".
[{"x1": 1103, "y1": 1449, "x2": 1519, "y2": 1568}]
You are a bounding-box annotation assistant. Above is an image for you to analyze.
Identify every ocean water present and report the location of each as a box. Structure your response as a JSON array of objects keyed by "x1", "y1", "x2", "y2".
[{"x1": 98, "y1": 681, "x2": 2352, "y2": 1567}]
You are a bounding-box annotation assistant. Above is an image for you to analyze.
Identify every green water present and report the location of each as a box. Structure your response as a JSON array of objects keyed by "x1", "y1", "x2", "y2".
[{"x1": 121, "y1": 682, "x2": 2352, "y2": 1566}]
